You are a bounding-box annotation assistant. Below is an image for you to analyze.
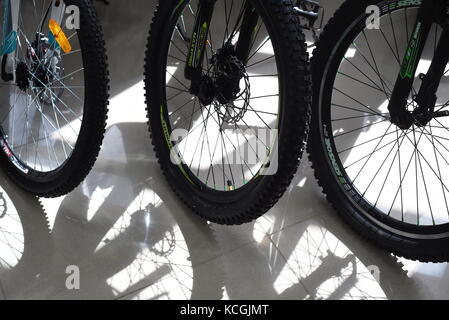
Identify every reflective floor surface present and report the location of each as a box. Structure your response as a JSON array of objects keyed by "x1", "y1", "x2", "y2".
[{"x1": 0, "y1": 0, "x2": 449, "y2": 300}]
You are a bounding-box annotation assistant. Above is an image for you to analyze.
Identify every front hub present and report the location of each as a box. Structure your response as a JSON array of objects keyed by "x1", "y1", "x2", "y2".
[{"x1": 212, "y1": 46, "x2": 246, "y2": 104}]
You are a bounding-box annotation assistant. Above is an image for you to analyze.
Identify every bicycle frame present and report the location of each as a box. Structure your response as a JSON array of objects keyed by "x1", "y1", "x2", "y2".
[
  {"x1": 0, "y1": 0, "x2": 66, "y2": 81},
  {"x1": 183, "y1": 0, "x2": 260, "y2": 95},
  {"x1": 388, "y1": 0, "x2": 449, "y2": 129}
]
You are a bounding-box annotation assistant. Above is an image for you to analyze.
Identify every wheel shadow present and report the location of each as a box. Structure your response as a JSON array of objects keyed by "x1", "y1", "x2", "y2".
[
  {"x1": 0, "y1": 171, "x2": 52, "y2": 300},
  {"x1": 214, "y1": 159, "x2": 430, "y2": 300},
  {"x1": 0, "y1": 122, "x2": 224, "y2": 300}
]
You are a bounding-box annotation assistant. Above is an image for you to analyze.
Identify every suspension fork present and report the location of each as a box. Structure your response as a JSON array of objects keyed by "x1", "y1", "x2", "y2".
[
  {"x1": 388, "y1": 0, "x2": 449, "y2": 129},
  {"x1": 234, "y1": 2, "x2": 259, "y2": 65},
  {"x1": 184, "y1": 0, "x2": 216, "y2": 95},
  {"x1": 184, "y1": 0, "x2": 259, "y2": 94}
]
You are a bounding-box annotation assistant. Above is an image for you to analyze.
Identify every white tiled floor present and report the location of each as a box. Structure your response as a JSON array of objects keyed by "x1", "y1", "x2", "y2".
[{"x1": 0, "y1": 0, "x2": 449, "y2": 300}]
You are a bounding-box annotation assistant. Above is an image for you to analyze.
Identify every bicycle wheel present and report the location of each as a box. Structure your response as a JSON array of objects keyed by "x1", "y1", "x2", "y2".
[
  {"x1": 309, "y1": 0, "x2": 449, "y2": 262},
  {"x1": 0, "y1": 0, "x2": 108, "y2": 197},
  {"x1": 145, "y1": 0, "x2": 311, "y2": 224}
]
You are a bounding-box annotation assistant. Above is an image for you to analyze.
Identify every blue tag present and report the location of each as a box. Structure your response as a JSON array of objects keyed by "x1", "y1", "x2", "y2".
[{"x1": 0, "y1": 30, "x2": 16, "y2": 55}]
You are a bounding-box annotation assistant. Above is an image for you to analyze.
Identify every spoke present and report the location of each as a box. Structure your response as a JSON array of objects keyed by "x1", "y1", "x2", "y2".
[
  {"x1": 362, "y1": 128, "x2": 404, "y2": 197},
  {"x1": 352, "y1": 123, "x2": 393, "y2": 183},
  {"x1": 388, "y1": 10, "x2": 401, "y2": 64},
  {"x1": 168, "y1": 96, "x2": 195, "y2": 113},
  {"x1": 196, "y1": 105, "x2": 214, "y2": 178},
  {"x1": 248, "y1": 74, "x2": 278, "y2": 78},
  {"x1": 245, "y1": 103, "x2": 273, "y2": 129},
  {"x1": 332, "y1": 113, "x2": 389, "y2": 122},
  {"x1": 386, "y1": 128, "x2": 424, "y2": 217},
  {"x1": 232, "y1": 105, "x2": 277, "y2": 116},
  {"x1": 58, "y1": 67, "x2": 84, "y2": 82},
  {"x1": 337, "y1": 71, "x2": 387, "y2": 94},
  {"x1": 338, "y1": 129, "x2": 399, "y2": 154},
  {"x1": 334, "y1": 119, "x2": 388, "y2": 139},
  {"x1": 401, "y1": 129, "x2": 449, "y2": 203},
  {"x1": 234, "y1": 93, "x2": 278, "y2": 102},
  {"x1": 341, "y1": 56, "x2": 388, "y2": 94},
  {"x1": 246, "y1": 55, "x2": 275, "y2": 69},
  {"x1": 344, "y1": 136, "x2": 404, "y2": 170},
  {"x1": 182, "y1": 98, "x2": 198, "y2": 155},
  {"x1": 28, "y1": 73, "x2": 80, "y2": 136},
  {"x1": 396, "y1": 128, "x2": 404, "y2": 221},
  {"x1": 331, "y1": 103, "x2": 386, "y2": 117},
  {"x1": 247, "y1": 36, "x2": 271, "y2": 63},
  {"x1": 378, "y1": 27, "x2": 400, "y2": 65},
  {"x1": 361, "y1": 30, "x2": 391, "y2": 102},
  {"x1": 207, "y1": 108, "x2": 257, "y2": 175},
  {"x1": 428, "y1": 125, "x2": 449, "y2": 218},
  {"x1": 225, "y1": 1, "x2": 246, "y2": 46},
  {"x1": 166, "y1": 70, "x2": 190, "y2": 91},
  {"x1": 166, "y1": 85, "x2": 189, "y2": 93},
  {"x1": 413, "y1": 128, "x2": 435, "y2": 225}
]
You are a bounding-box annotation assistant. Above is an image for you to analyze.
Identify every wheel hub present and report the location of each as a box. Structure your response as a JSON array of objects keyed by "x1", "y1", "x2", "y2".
[
  {"x1": 390, "y1": 103, "x2": 436, "y2": 130},
  {"x1": 412, "y1": 107, "x2": 434, "y2": 127},
  {"x1": 197, "y1": 45, "x2": 250, "y2": 124},
  {"x1": 212, "y1": 47, "x2": 246, "y2": 104}
]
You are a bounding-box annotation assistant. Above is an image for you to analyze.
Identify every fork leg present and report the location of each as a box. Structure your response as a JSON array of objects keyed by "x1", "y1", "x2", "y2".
[
  {"x1": 387, "y1": 0, "x2": 439, "y2": 129},
  {"x1": 184, "y1": 0, "x2": 216, "y2": 95}
]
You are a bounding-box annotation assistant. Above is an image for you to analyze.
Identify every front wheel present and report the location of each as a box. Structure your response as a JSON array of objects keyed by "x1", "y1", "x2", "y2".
[
  {"x1": 145, "y1": 0, "x2": 311, "y2": 224},
  {"x1": 310, "y1": 0, "x2": 449, "y2": 262},
  {"x1": 0, "y1": 0, "x2": 109, "y2": 197}
]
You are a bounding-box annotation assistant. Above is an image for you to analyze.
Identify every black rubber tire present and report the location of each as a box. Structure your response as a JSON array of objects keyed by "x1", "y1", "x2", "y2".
[
  {"x1": 309, "y1": 0, "x2": 449, "y2": 262},
  {"x1": 0, "y1": 0, "x2": 109, "y2": 198},
  {"x1": 145, "y1": 0, "x2": 311, "y2": 225}
]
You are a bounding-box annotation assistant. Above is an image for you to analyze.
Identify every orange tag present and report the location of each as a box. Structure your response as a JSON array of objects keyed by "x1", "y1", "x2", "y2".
[{"x1": 48, "y1": 18, "x2": 72, "y2": 53}]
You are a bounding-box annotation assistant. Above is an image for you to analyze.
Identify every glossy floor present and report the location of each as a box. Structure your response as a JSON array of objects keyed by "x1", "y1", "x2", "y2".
[{"x1": 0, "y1": 0, "x2": 449, "y2": 300}]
